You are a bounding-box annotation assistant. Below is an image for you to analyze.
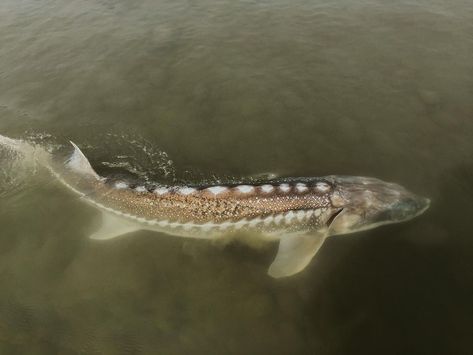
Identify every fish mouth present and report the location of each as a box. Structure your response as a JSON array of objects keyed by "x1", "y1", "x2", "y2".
[{"x1": 411, "y1": 196, "x2": 431, "y2": 220}]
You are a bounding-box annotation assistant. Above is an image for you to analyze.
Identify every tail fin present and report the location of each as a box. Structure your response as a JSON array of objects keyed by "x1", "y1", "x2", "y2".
[
  {"x1": 0, "y1": 134, "x2": 38, "y2": 158},
  {"x1": 0, "y1": 134, "x2": 51, "y2": 174},
  {"x1": 66, "y1": 142, "x2": 100, "y2": 180},
  {"x1": 0, "y1": 134, "x2": 23, "y2": 151}
]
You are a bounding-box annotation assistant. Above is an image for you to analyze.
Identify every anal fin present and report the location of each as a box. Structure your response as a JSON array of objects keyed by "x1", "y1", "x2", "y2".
[
  {"x1": 268, "y1": 232, "x2": 327, "y2": 278},
  {"x1": 89, "y1": 211, "x2": 142, "y2": 240}
]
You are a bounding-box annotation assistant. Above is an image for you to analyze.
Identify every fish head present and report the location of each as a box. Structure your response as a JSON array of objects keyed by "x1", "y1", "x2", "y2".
[{"x1": 324, "y1": 175, "x2": 430, "y2": 236}]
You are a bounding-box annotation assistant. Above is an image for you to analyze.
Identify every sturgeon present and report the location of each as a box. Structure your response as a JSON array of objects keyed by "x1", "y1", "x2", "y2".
[{"x1": 0, "y1": 135, "x2": 430, "y2": 278}]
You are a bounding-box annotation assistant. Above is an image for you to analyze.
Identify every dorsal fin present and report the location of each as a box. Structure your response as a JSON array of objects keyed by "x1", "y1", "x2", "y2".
[{"x1": 66, "y1": 141, "x2": 100, "y2": 180}]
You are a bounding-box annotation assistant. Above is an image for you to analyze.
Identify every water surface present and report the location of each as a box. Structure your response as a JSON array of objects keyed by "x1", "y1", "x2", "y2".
[{"x1": 1, "y1": 0, "x2": 472, "y2": 354}]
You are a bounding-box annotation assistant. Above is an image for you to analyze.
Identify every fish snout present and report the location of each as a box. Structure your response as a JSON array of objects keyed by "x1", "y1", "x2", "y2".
[{"x1": 391, "y1": 195, "x2": 430, "y2": 220}]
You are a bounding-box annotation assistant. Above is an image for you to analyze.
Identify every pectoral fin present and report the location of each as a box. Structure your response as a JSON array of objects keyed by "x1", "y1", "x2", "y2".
[
  {"x1": 89, "y1": 211, "x2": 142, "y2": 240},
  {"x1": 268, "y1": 233, "x2": 327, "y2": 278}
]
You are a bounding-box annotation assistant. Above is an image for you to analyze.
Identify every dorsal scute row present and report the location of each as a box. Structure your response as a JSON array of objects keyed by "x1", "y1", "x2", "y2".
[{"x1": 108, "y1": 179, "x2": 333, "y2": 198}]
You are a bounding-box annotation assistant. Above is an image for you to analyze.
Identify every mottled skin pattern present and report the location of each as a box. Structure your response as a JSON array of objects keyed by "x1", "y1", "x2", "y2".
[
  {"x1": 61, "y1": 167, "x2": 340, "y2": 238},
  {"x1": 97, "y1": 181, "x2": 332, "y2": 223}
]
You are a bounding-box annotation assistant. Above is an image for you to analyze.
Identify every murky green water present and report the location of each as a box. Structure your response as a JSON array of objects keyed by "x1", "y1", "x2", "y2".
[{"x1": 1, "y1": 0, "x2": 473, "y2": 353}]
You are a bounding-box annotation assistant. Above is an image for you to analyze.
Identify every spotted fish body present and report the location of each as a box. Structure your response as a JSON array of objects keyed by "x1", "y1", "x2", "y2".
[
  {"x1": 0, "y1": 135, "x2": 430, "y2": 278},
  {"x1": 81, "y1": 178, "x2": 338, "y2": 239}
]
